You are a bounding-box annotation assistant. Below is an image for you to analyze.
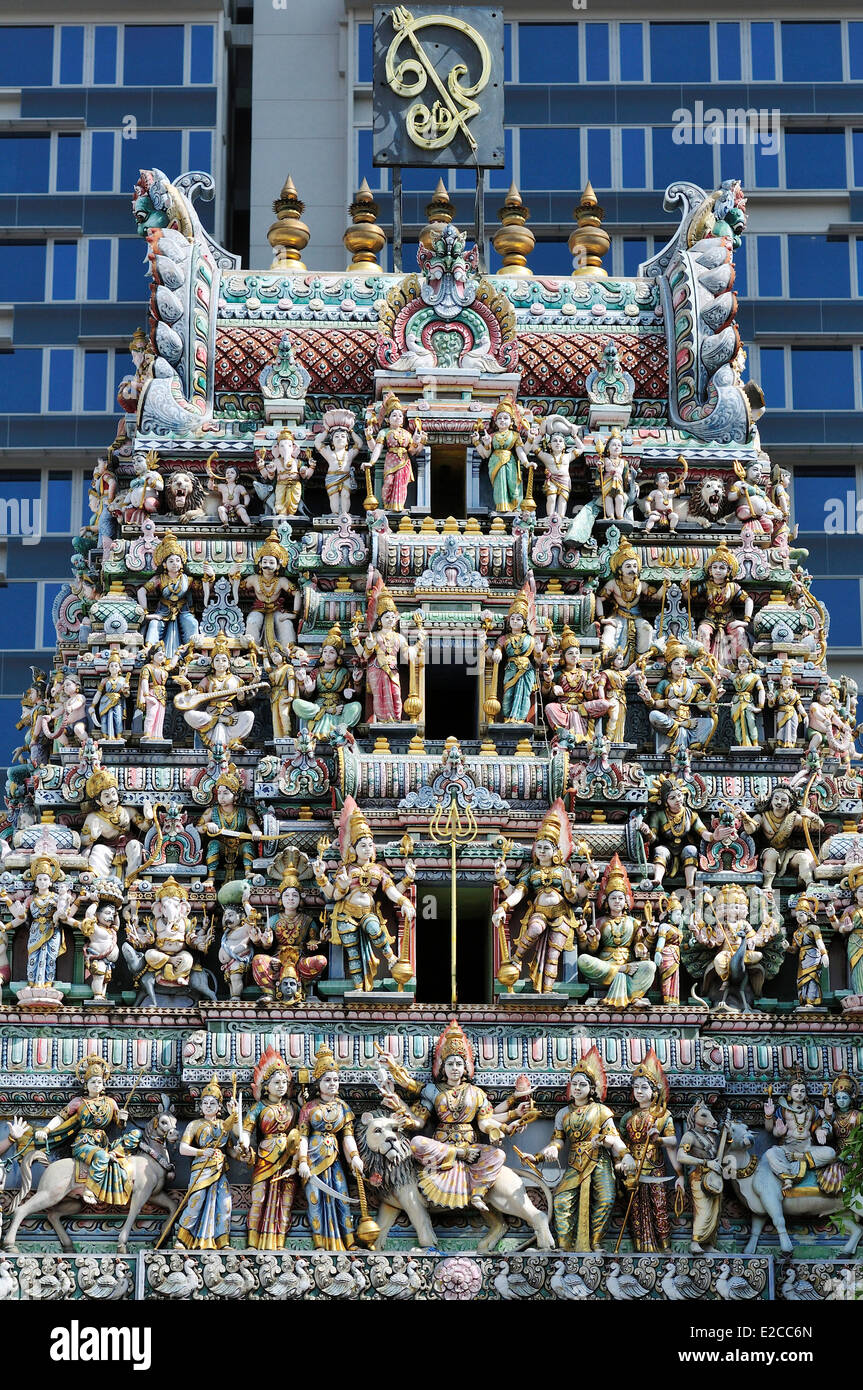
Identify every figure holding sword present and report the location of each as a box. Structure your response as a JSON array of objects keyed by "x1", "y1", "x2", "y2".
[
  {"x1": 161, "y1": 1074, "x2": 242, "y2": 1250},
  {"x1": 296, "y1": 1043, "x2": 369, "y2": 1251}
]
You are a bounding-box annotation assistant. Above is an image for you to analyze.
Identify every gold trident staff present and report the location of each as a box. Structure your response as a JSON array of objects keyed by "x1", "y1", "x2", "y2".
[{"x1": 429, "y1": 791, "x2": 478, "y2": 1008}]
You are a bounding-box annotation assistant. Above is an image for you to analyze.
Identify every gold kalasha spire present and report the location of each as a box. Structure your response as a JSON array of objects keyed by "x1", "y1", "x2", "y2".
[
  {"x1": 268, "y1": 174, "x2": 311, "y2": 272},
  {"x1": 492, "y1": 182, "x2": 535, "y2": 278},
  {"x1": 344, "y1": 179, "x2": 386, "y2": 275},
  {"x1": 568, "y1": 179, "x2": 610, "y2": 278},
  {"x1": 420, "y1": 178, "x2": 456, "y2": 250}
]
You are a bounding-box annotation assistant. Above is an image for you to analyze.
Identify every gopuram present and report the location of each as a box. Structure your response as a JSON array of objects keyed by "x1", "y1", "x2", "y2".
[{"x1": 0, "y1": 163, "x2": 860, "y2": 1304}]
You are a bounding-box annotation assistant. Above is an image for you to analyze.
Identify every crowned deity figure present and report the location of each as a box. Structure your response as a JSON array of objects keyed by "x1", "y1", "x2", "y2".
[
  {"x1": 542, "y1": 627, "x2": 615, "y2": 743},
  {"x1": 217, "y1": 889, "x2": 270, "y2": 1000},
  {"x1": 534, "y1": 415, "x2": 585, "y2": 518},
  {"x1": 687, "y1": 884, "x2": 782, "y2": 1012},
  {"x1": 257, "y1": 428, "x2": 314, "y2": 517},
  {"x1": 718, "y1": 651, "x2": 766, "y2": 748},
  {"x1": 297, "y1": 1043, "x2": 365, "y2": 1251},
  {"x1": 577, "y1": 855, "x2": 656, "y2": 1008},
  {"x1": 489, "y1": 581, "x2": 539, "y2": 725},
  {"x1": 123, "y1": 877, "x2": 213, "y2": 1006},
  {"x1": 313, "y1": 409, "x2": 364, "y2": 516},
  {"x1": 85, "y1": 455, "x2": 118, "y2": 546},
  {"x1": 196, "y1": 762, "x2": 262, "y2": 888},
  {"x1": 251, "y1": 856, "x2": 328, "y2": 1002},
  {"x1": 351, "y1": 573, "x2": 416, "y2": 725},
  {"x1": 174, "y1": 1075, "x2": 242, "y2": 1250},
  {"x1": 136, "y1": 531, "x2": 201, "y2": 660},
  {"x1": 122, "y1": 450, "x2": 164, "y2": 526},
  {"x1": 806, "y1": 679, "x2": 859, "y2": 772},
  {"x1": 785, "y1": 893, "x2": 829, "y2": 1009},
  {"x1": 34, "y1": 1055, "x2": 138, "y2": 1208},
  {"x1": 727, "y1": 457, "x2": 783, "y2": 536},
  {"x1": 619, "y1": 1050, "x2": 682, "y2": 1253},
  {"x1": 243, "y1": 530, "x2": 301, "y2": 655},
  {"x1": 640, "y1": 773, "x2": 714, "y2": 891},
  {"x1": 1, "y1": 853, "x2": 78, "y2": 993},
  {"x1": 79, "y1": 766, "x2": 155, "y2": 879},
  {"x1": 114, "y1": 326, "x2": 154, "y2": 456},
  {"x1": 366, "y1": 393, "x2": 425, "y2": 513},
  {"x1": 313, "y1": 797, "x2": 414, "y2": 993},
  {"x1": 174, "y1": 634, "x2": 261, "y2": 755},
  {"x1": 43, "y1": 670, "x2": 89, "y2": 749},
  {"x1": 823, "y1": 1073, "x2": 861, "y2": 1155},
  {"x1": 739, "y1": 783, "x2": 822, "y2": 891},
  {"x1": 78, "y1": 876, "x2": 125, "y2": 1004},
  {"x1": 240, "y1": 1047, "x2": 300, "y2": 1250},
  {"x1": 594, "y1": 429, "x2": 633, "y2": 521},
  {"x1": 292, "y1": 624, "x2": 362, "y2": 742},
  {"x1": 137, "y1": 642, "x2": 181, "y2": 742},
  {"x1": 206, "y1": 456, "x2": 252, "y2": 527},
  {"x1": 763, "y1": 1076, "x2": 836, "y2": 1189},
  {"x1": 596, "y1": 539, "x2": 658, "y2": 664},
  {"x1": 472, "y1": 396, "x2": 531, "y2": 514},
  {"x1": 826, "y1": 864, "x2": 863, "y2": 999},
  {"x1": 683, "y1": 542, "x2": 753, "y2": 668},
  {"x1": 644, "y1": 892, "x2": 686, "y2": 1007},
  {"x1": 492, "y1": 800, "x2": 595, "y2": 994},
  {"x1": 89, "y1": 654, "x2": 130, "y2": 742},
  {"x1": 767, "y1": 662, "x2": 805, "y2": 748},
  {"x1": 637, "y1": 638, "x2": 719, "y2": 760}
]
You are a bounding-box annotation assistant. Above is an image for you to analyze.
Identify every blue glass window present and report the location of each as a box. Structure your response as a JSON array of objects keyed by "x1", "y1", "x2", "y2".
[
  {"x1": 503, "y1": 23, "x2": 512, "y2": 82},
  {"x1": 623, "y1": 238, "x2": 647, "y2": 276},
  {"x1": 653, "y1": 128, "x2": 713, "y2": 191},
  {"x1": 757, "y1": 237, "x2": 782, "y2": 295},
  {"x1": 529, "y1": 241, "x2": 571, "y2": 276},
  {"x1": 851, "y1": 24, "x2": 863, "y2": 80},
  {"x1": 794, "y1": 468, "x2": 855, "y2": 532},
  {"x1": 753, "y1": 136, "x2": 780, "y2": 189},
  {"x1": 121, "y1": 130, "x2": 181, "y2": 189},
  {"x1": 43, "y1": 584, "x2": 66, "y2": 648},
  {"x1": 87, "y1": 239, "x2": 112, "y2": 299},
  {"x1": 0, "y1": 352, "x2": 42, "y2": 414},
  {"x1": 619, "y1": 23, "x2": 643, "y2": 81},
  {"x1": 0, "y1": 136, "x2": 50, "y2": 194},
  {"x1": 716, "y1": 23, "x2": 741, "y2": 80},
  {"x1": 90, "y1": 132, "x2": 115, "y2": 191},
  {"x1": 520, "y1": 128, "x2": 578, "y2": 189},
  {"x1": 56, "y1": 133, "x2": 81, "y2": 193},
  {"x1": 858, "y1": 239, "x2": 863, "y2": 297},
  {"x1": 810, "y1": 580, "x2": 862, "y2": 646},
  {"x1": 357, "y1": 22, "x2": 372, "y2": 82},
  {"x1": 791, "y1": 348, "x2": 854, "y2": 409},
  {"x1": 46, "y1": 472, "x2": 72, "y2": 530},
  {"x1": 356, "y1": 128, "x2": 381, "y2": 190},
  {"x1": 650, "y1": 24, "x2": 709, "y2": 83},
  {"x1": 719, "y1": 141, "x2": 746, "y2": 185},
  {"x1": 785, "y1": 130, "x2": 845, "y2": 190},
  {"x1": 190, "y1": 26, "x2": 214, "y2": 83},
  {"x1": 853, "y1": 132, "x2": 863, "y2": 187},
  {"x1": 758, "y1": 347, "x2": 785, "y2": 407},
  {"x1": 585, "y1": 24, "x2": 609, "y2": 81},
  {"x1": 519, "y1": 24, "x2": 578, "y2": 83},
  {"x1": 0, "y1": 27, "x2": 53, "y2": 86},
  {"x1": 60, "y1": 27, "x2": 84, "y2": 84},
  {"x1": 750, "y1": 22, "x2": 776, "y2": 80},
  {"x1": 400, "y1": 167, "x2": 437, "y2": 192},
  {"x1": 52, "y1": 242, "x2": 77, "y2": 299},
  {"x1": 621, "y1": 128, "x2": 645, "y2": 187},
  {"x1": 586, "y1": 129, "x2": 611, "y2": 188},
  {"x1": 0, "y1": 244, "x2": 46, "y2": 302},
  {"x1": 124, "y1": 26, "x2": 183, "y2": 85},
  {"x1": 456, "y1": 128, "x2": 513, "y2": 190},
  {"x1": 781, "y1": 22, "x2": 841, "y2": 82},
  {"x1": 83, "y1": 351, "x2": 108, "y2": 411},
  {"x1": 93, "y1": 27, "x2": 117, "y2": 84},
  {"x1": 1, "y1": 585, "x2": 38, "y2": 649},
  {"x1": 733, "y1": 246, "x2": 747, "y2": 297},
  {"x1": 788, "y1": 236, "x2": 850, "y2": 299},
  {"x1": 48, "y1": 350, "x2": 74, "y2": 412},
  {"x1": 0, "y1": 700, "x2": 24, "y2": 758},
  {"x1": 188, "y1": 131, "x2": 211, "y2": 173}
]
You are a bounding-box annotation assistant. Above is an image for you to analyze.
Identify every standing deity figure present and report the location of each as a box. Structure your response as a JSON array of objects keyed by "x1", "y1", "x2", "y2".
[
  {"x1": 718, "y1": 651, "x2": 765, "y2": 748},
  {"x1": 823, "y1": 1074, "x2": 860, "y2": 1155},
  {"x1": 490, "y1": 582, "x2": 539, "y2": 725},
  {"x1": 79, "y1": 766, "x2": 155, "y2": 879},
  {"x1": 472, "y1": 396, "x2": 530, "y2": 514},
  {"x1": 197, "y1": 762, "x2": 261, "y2": 888},
  {"x1": 534, "y1": 415, "x2": 585, "y2": 518},
  {"x1": 825, "y1": 864, "x2": 863, "y2": 998},
  {"x1": 257, "y1": 428, "x2": 314, "y2": 517},
  {"x1": 251, "y1": 859, "x2": 328, "y2": 1002},
  {"x1": 739, "y1": 784, "x2": 822, "y2": 891},
  {"x1": 596, "y1": 649, "x2": 633, "y2": 743},
  {"x1": 122, "y1": 451, "x2": 164, "y2": 524},
  {"x1": 684, "y1": 543, "x2": 753, "y2": 667},
  {"x1": 114, "y1": 325, "x2": 154, "y2": 456},
  {"x1": 366, "y1": 393, "x2": 425, "y2": 513},
  {"x1": 620, "y1": 1050, "x2": 682, "y2": 1253},
  {"x1": 175, "y1": 1075, "x2": 241, "y2": 1250},
  {"x1": 137, "y1": 642, "x2": 179, "y2": 742},
  {"x1": 640, "y1": 460, "x2": 687, "y2": 533},
  {"x1": 123, "y1": 877, "x2": 213, "y2": 1002},
  {"x1": 313, "y1": 797, "x2": 414, "y2": 993},
  {"x1": 34, "y1": 1055, "x2": 137, "y2": 1208},
  {"x1": 243, "y1": 531, "x2": 301, "y2": 654},
  {"x1": 206, "y1": 456, "x2": 252, "y2": 527},
  {"x1": 640, "y1": 773, "x2": 713, "y2": 891},
  {"x1": 85, "y1": 455, "x2": 117, "y2": 545},
  {"x1": 806, "y1": 680, "x2": 859, "y2": 771},
  {"x1": 728, "y1": 458, "x2": 782, "y2": 536},
  {"x1": 89, "y1": 655, "x2": 130, "y2": 742},
  {"x1": 637, "y1": 639, "x2": 718, "y2": 761},
  {"x1": 645, "y1": 892, "x2": 686, "y2": 1007},
  {"x1": 351, "y1": 573, "x2": 415, "y2": 725},
  {"x1": 492, "y1": 800, "x2": 595, "y2": 995},
  {"x1": 293, "y1": 624, "x2": 362, "y2": 742},
  {"x1": 44, "y1": 670, "x2": 89, "y2": 749},
  {"x1": 578, "y1": 854, "x2": 656, "y2": 1008},
  {"x1": 262, "y1": 645, "x2": 299, "y2": 740},
  {"x1": 763, "y1": 1077, "x2": 836, "y2": 1188},
  {"x1": 688, "y1": 884, "x2": 782, "y2": 1011},
  {"x1": 596, "y1": 539, "x2": 658, "y2": 663},
  {"x1": 137, "y1": 532, "x2": 201, "y2": 660},
  {"x1": 78, "y1": 877, "x2": 125, "y2": 1004},
  {"x1": 542, "y1": 628, "x2": 614, "y2": 742},
  {"x1": 240, "y1": 1047, "x2": 299, "y2": 1250},
  {"x1": 767, "y1": 662, "x2": 805, "y2": 748},
  {"x1": 218, "y1": 887, "x2": 271, "y2": 1000},
  {"x1": 313, "y1": 409, "x2": 363, "y2": 516},
  {"x1": 594, "y1": 429, "x2": 634, "y2": 521},
  {"x1": 297, "y1": 1042, "x2": 364, "y2": 1251},
  {"x1": 533, "y1": 1047, "x2": 634, "y2": 1251},
  {"x1": 174, "y1": 634, "x2": 260, "y2": 755},
  {"x1": 769, "y1": 464, "x2": 794, "y2": 543},
  {"x1": 677, "y1": 1098, "x2": 732, "y2": 1252},
  {"x1": 785, "y1": 893, "x2": 829, "y2": 1009},
  {"x1": 1, "y1": 854, "x2": 76, "y2": 992}
]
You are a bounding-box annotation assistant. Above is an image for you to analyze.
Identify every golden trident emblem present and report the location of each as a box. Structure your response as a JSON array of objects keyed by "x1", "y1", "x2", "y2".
[
  {"x1": 429, "y1": 788, "x2": 479, "y2": 1008},
  {"x1": 385, "y1": 6, "x2": 492, "y2": 153}
]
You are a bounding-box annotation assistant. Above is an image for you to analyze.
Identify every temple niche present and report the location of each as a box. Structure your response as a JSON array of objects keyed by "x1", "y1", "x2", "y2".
[{"x1": 0, "y1": 164, "x2": 859, "y2": 1304}]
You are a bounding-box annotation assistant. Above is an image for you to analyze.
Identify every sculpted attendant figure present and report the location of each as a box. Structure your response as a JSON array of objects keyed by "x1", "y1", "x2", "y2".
[
  {"x1": 174, "y1": 634, "x2": 260, "y2": 756},
  {"x1": 767, "y1": 663, "x2": 805, "y2": 748},
  {"x1": 251, "y1": 861, "x2": 328, "y2": 1002},
  {"x1": 175, "y1": 1075, "x2": 241, "y2": 1250},
  {"x1": 35, "y1": 1055, "x2": 137, "y2": 1209},
  {"x1": 645, "y1": 893, "x2": 685, "y2": 1007},
  {"x1": 243, "y1": 531, "x2": 301, "y2": 654},
  {"x1": 45, "y1": 671, "x2": 89, "y2": 749},
  {"x1": 137, "y1": 532, "x2": 201, "y2": 660},
  {"x1": 297, "y1": 1043, "x2": 364, "y2": 1251},
  {"x1": 641, "y1": 461, "x2": 687, "y2": 533},
  {"x1": 491, "y1": 583, "x2": 538, "y2": 725},
  {"x1": 197, "y1": 762, "x2": 261, "y2": 888},
  {"x1": 263, "y1": 645, "x2": 298, "y2": 740},
  {"x1": 641, "y1": 773, "x2": 713, "y2": 891},
  {"x1": 257, "y1": 429, "x2": 314, "y2": 517},
  {"x1": 314, "y1": 410, "x2": 363, "y2": 516},
  {"x1": 740, "y1": 784, "x2": 821, "y2": 891},
  {"x1": 823, "y1": 1074, "x2": 860, "y2": 1155},
  {"x1": 578, "y1": 855, "x2": 656, "y2": 1008},
  {"x1": 2, "y1": 854, "x2": 77, "y2": 991},
  {"x1": 207, "y1": 460, "x2": 252, "y2": 528},
  {"x1": 535, "y1": 416, "x2": 584, "y2": 518},
  {"x1": 806, "y1": 680, "x2": 858, "y2": 771},
  {"x1": 78, "y1": 877, "x2": 125, "y2": 1004},
  {"x1": 685, "y1": 543, "x2": 752, "y2": 667},
  {"x1": 137, "y1": 642, "x2": 178, "y2": 742},
  {"x1": 719, "y1": 651, "x2": 765, "y2": 748},
  {"x1": 620, "y1": 1051, "x2": 681, "y2": 1253},
  {"x1": 677, "y1": 1099, "x2": 731, "y2": 1252},
  {"x1": 351, "y1": 575, "x2": 414, "y2": 724},
  {"x1": 785, "y1": 894, "x2": 829, "y2": 1009},
  {"x1": 595, "y1": 430, "x2": 631, "y2": 521},
  {"x1": 89, "y1": 656, "x2": 129, "y2": 742},
  {"x1": 241, "y1": 1048, "x2": 299, "y2": 1250},
  {"x1": 293, "y1": 624, "x2": 362, "y2": 741},
  {"x1": 218, "y1": 893, "x2": 270, "y2": 1000},
  {"x1": 826, "y1": 865, "x2": 863, "y2": 997},
  {"x1": 542, "y1": 628, "x2": 613, "y2": 743},
  {"x1": 473, "y1": 396, "x2": 529, "y2": 514},
  {"x1": 763, "y1": 1077, "x2": 835, "y2": 1187},
  {"x1": 637, "y1": 638, "x2": 718, "y2": 760},
  {"x1": 79, "y1": 766, "x2": 154, "y2": 879},
  {"x1": 366, "y1": 394, "x2": 425, "y2": 513},
  {"x1": 596, "y1": 540, "x2": 658, "y2": 663}
]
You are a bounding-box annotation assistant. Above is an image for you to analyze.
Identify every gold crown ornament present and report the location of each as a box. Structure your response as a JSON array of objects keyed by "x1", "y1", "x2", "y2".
[
  {"x1": 86, "y1": 766, "x2": 119, "y2": 802},
  {"x1": 568, "y1": 1045, "x2": 607, "y2": 1101},
  {"x1": 75, "y1": 1053, "x2": 112, "y2": 1085},
  {"x1": 252, "y1": 1045, "x2": 292, "y2": 1101},
  {"x1": 706, "y1": 541, "x2": 739, "y2": 579},
  {"x1": 598, "y1": 852, "x2": 633, "y2": 909},
  {"x1": 632, "y1": 1047, "x2": 670, "y2": 1105},
  {"x1": 312, "y1": 1042, "x2": 340, "y2": 1081},
  {"x1": 255, "y1": 531, "x2": 291, "y2": 570},
  {"x1": 609, "y1": 537, "x2": 641, "y2": 576},
  {"x1": 154, "y1": 876, "x2": 189, "y2": 902},
  {"x1": 201, "y1": 1074, "x2": 223, "y2": 1104},
  {"x1": 152, "y1": 531, "x2": 187, "y2": 570},
  {"x1": 215, "y1": 762, "x2": 243, "y2": 796},
  {"x1": 433, "y1": 1019, "x2": 476, "y2": 1079},
  {"x1": 25, "y1": 852, "x2": 64, "y2": 884},
  {"x1": 832, "y1": 1072, "x2": 857, "y2": 1098},
  {"x1": 559, "y1": 625, "x2": 580, "y2": 654},
  {"x1": 324, "y1": 623, "x2": 345, "y2": 652}
]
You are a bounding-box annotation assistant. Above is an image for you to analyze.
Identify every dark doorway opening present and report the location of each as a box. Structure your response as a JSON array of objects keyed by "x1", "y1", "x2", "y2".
[
  {"x1": 423, "y1": 635, "x2": 480, "y2": 740},
  {"x1": 415, "y1": 883, "x2": 493, "y2": 1005},
  {"x1": 430, "y1": 444, "x2": 467, "y2": 516}
]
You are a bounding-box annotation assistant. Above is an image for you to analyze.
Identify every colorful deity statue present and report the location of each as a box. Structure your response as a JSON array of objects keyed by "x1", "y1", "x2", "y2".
[
  {"x1": 206, "y1": 455, "x2": 253, "y2": 527},
  {"x1": 351, "y1": 573, "x2": 415, "y2": 725},
  {"x1": 113, "y1": 326, "x2": 154, "y2": 457},
  {"x1": 472, "y1": 396, "x2": 531, "y2": 514},
  {"x1": 718, "y1": 651, "x2": 766, "y2": 748},
  {"x1": 243, "y1": 531, "x2": 301, "y2": 654},
  {"x1": 644, "y1": 892, "x2": 687, "y2": 1007},
  {"x1": 1, "y1": 854, "x2": 77, "y2": 993},
  {"x1": 677, "y1": 1098, "x2": 732, "y2": 1252},
  {"x1": 174, "y1": 1075, "x2": 242, "y2": 1250},
  {"x1": 728, "y1": 458, "x2": 782, "y2": 537},
  {"x1": 763, "y1": 1076, "x2": 836, "y2": 1188},
  {"x1": 34, "y1": 1055, "x2": 138, "y2": 1208},
  {"x1": 594, "y1": 429, "x2": 633, "y2": 521},
  {"x1": 313, "y1": 797, "x2": 414, "y2": 993},
  {"x1": 313, "y1": 409, "x2": 364, "y2": 516},
  {"x1": 137, "y1": 532, "x2": 201, "y2": 659},
  {"x1": 122, "y1": 451, "x2": 164, "y2": 525},
  {"x1": 293, "y1": 624, "x2": 362, "y2": 741},
  {"x1": 79, "y1": 766, "x2": 155, "y2": 879},
  {"x1": 767, "y1": 663, "x2": 805, "y2": 748},
  {"x1": 251, "y1": 857, "x2": 328, "y2": 1002},
  {"x1": 44, "y1": 670, "x2": 89, "y2": 749},
  {"x1": 174, "y1": 634, "x2": 261, "y2": 754},
  {"x1": 535, "y1": 1047, "x2": 635, "y2": 1250},
  {"x1": 366, "y1": 393, "x2": 425, "y2": 513},
  {"x1": 785, "y1": 893, "x2": 829, "y2": 1008},
  {"x1": 687, "y1": 884, "x2": 782, "y2": 1012},
  {"x1": 535, "y1": 415, "x2": 585, "y2": 518},
  {"x1": 596, "y1": 539, "x2": 658, "y2": 663},
  {"x1": 240, "y1": 1047, "x2": 299, "y2": 1250},
  {"x1": 297, "y1": 1043, "x2": 364, "y2": 1251},
  {"x1": 619, "y1": 1050, "x2": 682, "y2": 1252},
  {"x1": 542, "y1": 628, "x2": 614, "y2": 742},
  {"x1": 826, "y1": 865, "x2": 863, "y2": 998},
  {"x1": 578, "y1": 855, "x2": 656, "y2": 1008},
  {"x1": 596, "y1": 648, "x2": 633, "y2": 743},
  {"x1": 197, "y1": 762, "x2": 261, "y2": 887},
  {"x1": 262, "y1": 644, "x2": 299, "y2": 740},
  {"x1": 122, "y1": 877, "x2": 213, "y2": 1006},
  {"x1": 492, "y1": 800, "x2": 595, "y2": 994},
  {"x1": 640, "y1": 459, "x2": 687, "y2": 533},
  {"x1": 137, "y1": 642, "x2": 180, "y2": 742},
  {"x1": 89, "y1": 655, "x2": 130, "y2": 742},
  {"x1": 823, "y1": 1073, "x2": 860, "y2": 1154},
  {"x1": 684, "y1": 542, "x2": 753, "y2": 667},
  {"x1": 739, "y1": 783, "x2": 822, "y2": 891},
  {"x1": 637, "y1": 638, "x2": 719, "y2": 759},
  {"x1": 806, "y1": 679, "x2": 859, "y2": 771},
  {"x1": 641, "y1": 773, "x2": 714, "y2": 891},
  {"x1": 490, "y1": 581, "x2": 539, "y2": 725},
  {"x1": 218, "y1": 886, "x2": 271, "y2": 1000},
  {"x1": 78, "y1": 877, "x2": 125, "y2": 1004},
  {"x1": 85, "y1": 455, "x2": 118, "y2": 544},
  {"x1": 257, "y1": 429, "x2": 315, "y2": 517}
]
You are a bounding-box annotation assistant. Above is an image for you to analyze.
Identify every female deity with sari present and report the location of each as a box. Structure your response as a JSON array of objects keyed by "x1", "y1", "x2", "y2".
[
  {"x1": 577, "y1": 854, "x2": 656, "y2": 1008},
  {"x1": 351, "y1": 573, "x2": 415, "y2": 724},
  {"x1": 297, "y1": 1043, "x2": 364, "y2": 1251},
  {"x1": 174, "y1": 1075, "x2": 241, "y2": 1250},
  {"x1": 293, "y1": 623, "x2": 362, "y2": 741},
  {"x1": 34, "y1": 1054, "x2": 137, "y2": 1207},
  {"x1": 366, "y1": 393, "x2": 425, "y2": 513},
  {"x1": 619, "y1": 1050, "x2": 681, "y2": 1253},
  {"x1": 490, "y1": 581, "x2": 538, "y2": 725},
  {"x1": 240, "y1": 1047, "x2": 299, "y2": 1250},
  {"x1": 473, "y1": 396, "x2": 530, "y2": 514}
]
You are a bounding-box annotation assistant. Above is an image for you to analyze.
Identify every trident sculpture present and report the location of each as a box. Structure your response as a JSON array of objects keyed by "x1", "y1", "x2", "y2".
[{"x1": 429, "y1": 788, "x2": 478, "y2": 1008}]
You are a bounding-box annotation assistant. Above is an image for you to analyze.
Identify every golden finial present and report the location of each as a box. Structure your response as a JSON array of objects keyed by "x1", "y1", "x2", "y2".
[
  {"x1": 343, "y1": 179, "x2": 386, "y2": 276},
  {"x1": 268, "y1": 174, "x2": 311, "y2": 272},
  {"x1": 569, "y1": 179, "x2": 610, "y2": 278},
  {"x1": 420, "y1": 178, "x2": 457, "y2": 250},
  {"x1": 492, "y1": 182, "x2": 535, "y2": 279}
]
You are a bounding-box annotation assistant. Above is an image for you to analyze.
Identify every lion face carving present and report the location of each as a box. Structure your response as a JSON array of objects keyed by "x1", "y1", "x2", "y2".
[{"x1": 161, "y1": 470, "x2": 206, "y2": 519}]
